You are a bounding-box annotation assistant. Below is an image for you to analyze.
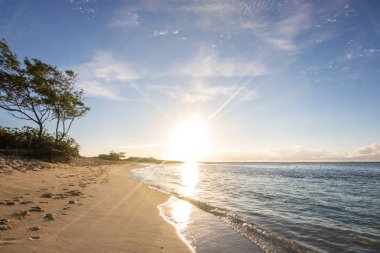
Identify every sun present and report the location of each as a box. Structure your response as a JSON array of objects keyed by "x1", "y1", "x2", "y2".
[{"x1": 168, "y1": 121, "x2": 211, "y2": 162}]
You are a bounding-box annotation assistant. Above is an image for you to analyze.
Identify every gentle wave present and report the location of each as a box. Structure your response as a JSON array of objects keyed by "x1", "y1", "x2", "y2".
[
  {"x1": 130, "y1": 162, "x2": 380, "y2": 252},
  {"x1": 172, "y1": 193, "x2": 316, "y2": 253},
  {"x1": 131, "y1": 173, "x2": 315, "y2": 252}
]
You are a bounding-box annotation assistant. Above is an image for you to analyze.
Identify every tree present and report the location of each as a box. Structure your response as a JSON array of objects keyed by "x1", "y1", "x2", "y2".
[
  {"x1": 48, "y1": 70, "x2": 89, "y2": 142},
  {"x1": 98, "y1": 151, "x2": 126, "y2": 161},
  {"x1": 0, "y1": 39, "x2": 89, "y2": 142}
]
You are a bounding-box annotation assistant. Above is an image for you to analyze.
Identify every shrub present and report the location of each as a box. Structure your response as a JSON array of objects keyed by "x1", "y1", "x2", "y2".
[
  {"x1": 0, "y1": 126, "x2": 79, "y2": 161},
  {"x1": 98, "y1": 151, "x2": 125, "y2": 161}
]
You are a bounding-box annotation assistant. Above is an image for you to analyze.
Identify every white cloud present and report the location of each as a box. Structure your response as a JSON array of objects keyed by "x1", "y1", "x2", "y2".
[
  {"x1": 75, "y1": 52, "x2": 140, "y2": 100},
  {"x1": 264, "y1": 38, "x2": 297, "y2": 51},
  {"x1": 108, "y1": 6, "x2": 142, "y2": 28},
  {"x1": 176, "y1": 1, "x2": 316, "y2": 51},
  {"x1": 109, "y1": 13, "x2": 140, "y2": 27},
  {"x1": 76, "y1": 80, "x2": 121, "y2": 100},
  {"x1": 357, "y1": 143, "x2": 380, "y2": 155},
  {"x1": 153, "y1": 30, "x2": 169, "y2": 37},
  {"x1": 74, "y1": 49, "x2": 266, "y2": 101},
  {"x1": 145, "y1": 82, "x2": 225, "y2": 103},
  {"x1": 152, "y1": 29, "x2": 180, "y2": 37},
  {"x1": 111, "y1": 1, "x2": 352, "y2": 53},
  {"x1": 346, "y1": 143, "x2": 380, "y2": 160},
  {"x1": 147, "y1": 79, "x2": 257, "y2": 104},
  {"x1": 181, "y1": 82, "x2": 237, "y2": 103},
  {"x1": 178, "y1": 52, "x2": 267, "y2": 78},
  {"x1": 207, "y1": 143, "x2": 380, "y2": 162},
  {"x1": 179, "y1": 0, "x2": 275, "y2": 16},
  {"x1": 143, "y1": 49, "x2": 266, "y2": 103},
  {"x1": 185, "y1": 1, "x2": 347, "y2": 52},
  {"x1": 70, "y1": 0, "x2": 97, "y2": 16}
]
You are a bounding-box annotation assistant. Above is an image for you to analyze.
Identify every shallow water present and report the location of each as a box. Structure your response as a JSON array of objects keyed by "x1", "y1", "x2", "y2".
[{"x1": 130, "y1": 163, "x2": 380, "y2": 252}]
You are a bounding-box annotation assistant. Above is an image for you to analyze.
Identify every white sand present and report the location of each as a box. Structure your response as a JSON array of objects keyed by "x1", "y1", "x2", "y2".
[{"x1": 0, "y1": 156, "x2": 191, "y2": 253}]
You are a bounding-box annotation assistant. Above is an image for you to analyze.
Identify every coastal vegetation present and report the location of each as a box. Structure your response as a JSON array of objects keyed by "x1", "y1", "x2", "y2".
[
  {"x1": 124, "y1": 156, "x2": 181, "y2": 164},
  {"x1": 96, "y1": 151, "x2": 181, "y2": 164},
  {"x1": 0, "y1": 39, "x2": 89, "y2": 161},
  {"x1": 97, "y1": 151, "x2": 126, "y2": 161},
  {"x1": 0, "y1": 126, "x2": 79, "y2": 160}
]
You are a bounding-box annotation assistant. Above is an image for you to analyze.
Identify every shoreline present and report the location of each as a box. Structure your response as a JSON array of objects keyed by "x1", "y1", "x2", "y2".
[{"x1": 0, "y1": 156, "x2": 192, "y2": 253}]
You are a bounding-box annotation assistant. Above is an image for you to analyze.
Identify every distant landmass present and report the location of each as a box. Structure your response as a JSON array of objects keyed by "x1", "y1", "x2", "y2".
[{"x1": 124, "y1": 156, "x2": 182, "y2": 164}]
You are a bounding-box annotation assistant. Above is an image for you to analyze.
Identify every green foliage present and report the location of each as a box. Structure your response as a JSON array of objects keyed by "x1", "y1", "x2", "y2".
[
  {"x1": 0, "y1": 39, "x2": 90, "y2": 141},
  {"x1": 52, "y1": 136, "x2": 80, "y2": 159},
  {"x1": 0, "y1": 126, "x2": 79, "y2": 161},
  {"x1": 98, "y1": 151, "x2": 126, "y2": 161},
  {"x1": 0, "y1": 126, "x2": 42, "y2": 149}
]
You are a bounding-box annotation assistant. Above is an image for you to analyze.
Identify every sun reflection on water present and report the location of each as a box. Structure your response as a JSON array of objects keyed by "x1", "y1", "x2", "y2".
[
  {"x1": 178, "y1": 162, "x2": 199, "y2": 198},
  {"x1": 171, "y1": 198, "x2": 192, "y2": 231},
  {"x1": 164, "y1": 163, "x2": 200, "y2": 233}
]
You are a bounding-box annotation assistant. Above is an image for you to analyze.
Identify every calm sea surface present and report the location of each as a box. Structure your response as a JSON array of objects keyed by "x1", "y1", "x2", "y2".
[{"x1": 130, "y1": 163, "x2": 380, "y2": 253}]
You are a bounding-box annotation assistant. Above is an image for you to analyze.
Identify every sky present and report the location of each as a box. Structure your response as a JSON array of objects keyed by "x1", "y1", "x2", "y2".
[{"x1": 1, "y1": 0, "x2": 380, "y2": 162}]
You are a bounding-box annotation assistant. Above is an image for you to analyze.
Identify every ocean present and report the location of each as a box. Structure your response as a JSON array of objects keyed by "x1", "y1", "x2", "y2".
[{"x1": 130, "y1": 162, "x2": 380, "y2": 253}]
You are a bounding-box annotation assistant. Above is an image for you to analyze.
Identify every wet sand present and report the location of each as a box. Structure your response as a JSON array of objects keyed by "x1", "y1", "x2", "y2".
[{"x1": 0, "y1": 155, "x2": 191, "y2": 253}]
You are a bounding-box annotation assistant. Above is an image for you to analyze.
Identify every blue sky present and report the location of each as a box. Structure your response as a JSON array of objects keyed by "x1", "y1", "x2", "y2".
[{"x1": 1, "y1": 0, "x2": 380, "y2": 161}]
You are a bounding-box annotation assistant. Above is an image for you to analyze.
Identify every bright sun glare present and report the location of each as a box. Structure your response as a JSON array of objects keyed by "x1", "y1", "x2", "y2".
[{"x1": 169, "y1": 121, "x2": 211, "y2": 162}]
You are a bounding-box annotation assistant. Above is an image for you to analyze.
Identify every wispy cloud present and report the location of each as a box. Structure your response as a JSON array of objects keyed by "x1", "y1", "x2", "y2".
[
  {"x1": 302, "y1": 37, "x2": 380, "y2": 76},
  {"x1": 75, "y1": 49, "x2": 266, "y2": 101},
  {"x1": 242, "y1": 1, "x2": 346, "y2": 52},
  {"x1": 147, "y1": 80, "x2": 256, "y2": 104},
  {"x1": 153, "y1": 29, "x2": 169, "y2": 36},
  {"x1": 75, "y1": 51, "x2": 141, "y2": 100},
  {"x1": 152, "y1": 29, "x2": 180, "y2": 37},
  {"x1": 108, "y1": 1, "x2": 353, "y2": 54},
  {"x1": 109, "y1": 12, "x2": 141, "y2": 28},
  {"x1": 146, "y1": 49, "x2": 266, "y2": 103},
  {"x1": 178, "y1": 50, "x2": 267, "y2": 78},
  {"x1": 159, "y1": 1, "x2": 350, "y2": 52},
  {"x1": 70, "y1": 0, "x2": 97, "y2": 16}
]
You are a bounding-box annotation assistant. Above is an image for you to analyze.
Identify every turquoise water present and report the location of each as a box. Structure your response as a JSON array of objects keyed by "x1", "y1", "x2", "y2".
[{"x1": 130, "y1": 163, "x2": 380, "y2": 252}]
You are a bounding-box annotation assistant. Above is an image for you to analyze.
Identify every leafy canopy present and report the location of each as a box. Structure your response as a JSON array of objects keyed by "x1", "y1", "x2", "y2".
[{"x1": 0, "y1": 39, "x2": 90, "y2": 141}]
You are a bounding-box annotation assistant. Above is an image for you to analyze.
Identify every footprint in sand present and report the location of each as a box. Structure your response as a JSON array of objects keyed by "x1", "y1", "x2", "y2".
[
  {"x1": 0, "y1": 219, "x2": 12, "y2": 231},
  {"x1": 28, "y1": 226, "x2": 40, "y2": 231},
  {"x1": 40, "y1": 193, "x2": 54, "y2": 198},
  {"x1": 53, "y1": 194, "x2": 67, "y2": 200},
  {"x1": 0, "y1": 200, "x2": 16, "y2": 206},
  {"x1": 11, "y1": 210, "x2": 28, "y2": 220},
  {"x1": 13, "y1": 196, "x2": 23, "y2": 202},
  {"x1": 44, "y1": 213, "x2": 55, "y2": 221},
  {"x1": 65, "y1": 190, "x2": 83, "y2": 197},
  {"x1": 1, "y1": 237, "x2": 17, "y2": 243},
  {"x1": 30, "y1": 236, "x2": 40, "y2": 240},
  {"x1": 29, "y1": 206, "x2": 44, "y2": 212},
  {"x1": 20, "y1": 200, "x2": 33, "y2": 205}
]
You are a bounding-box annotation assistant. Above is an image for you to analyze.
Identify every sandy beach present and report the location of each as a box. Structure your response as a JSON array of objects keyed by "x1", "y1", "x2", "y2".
[{"x1": 0, "y1": 155, "x2": 191, "y2": 253}]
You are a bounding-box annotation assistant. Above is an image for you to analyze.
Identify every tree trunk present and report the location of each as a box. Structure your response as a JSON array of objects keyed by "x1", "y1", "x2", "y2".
[
  {"x1": 38, "y1": 123, "x2": 43, "y2": 142},
  {"x1": 55, "y1": 118, "x2": 60, "y2": 143}
]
